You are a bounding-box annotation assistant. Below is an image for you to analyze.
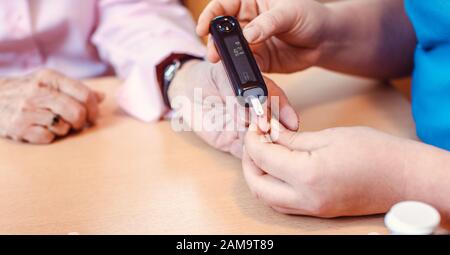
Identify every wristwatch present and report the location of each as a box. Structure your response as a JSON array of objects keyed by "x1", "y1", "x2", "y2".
[{"x1": 159, "y1": 54, "x2": 203, "y2": 108}]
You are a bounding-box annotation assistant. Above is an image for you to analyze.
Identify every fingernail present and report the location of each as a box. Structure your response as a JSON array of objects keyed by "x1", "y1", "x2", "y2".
[
  {"x1": 280, "y1": 107, "x2": 299, "y2": 131},
  {"x1": 243, "y1": 26, "x2": 258, "y2": 43}
]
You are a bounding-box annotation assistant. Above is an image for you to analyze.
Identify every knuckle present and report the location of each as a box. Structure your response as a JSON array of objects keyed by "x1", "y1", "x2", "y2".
[
  {"x1": 307, "y1": 197, "x2": 333, "y2": 218},
  {"x1": 74, "y1": 82, "x2": 91, "y2": 101},
  {"x1": 307, "y1": 199, "x2": 325, "y2": 216},
  {"x1": 35, "y1": 69, "x2": 57, "y2": 79},
  {"x1": 22, "y1": 97, "x2": 38, "y2": 112},
  {"x1": 72, "y1": 106, "x2": 87, "y2": 127},
  {"x1": 26, "y1": 81, "x2": 51, "y2": 99},
  {"x1": 262, "y1": 13, "x2": 279, "y2": 32},
  {"x1": 27, "y1": 80, "x2": 44, "y2": 93},
  {"x1": 10, "y1": 110, "x2": 29, "y2": 128}
]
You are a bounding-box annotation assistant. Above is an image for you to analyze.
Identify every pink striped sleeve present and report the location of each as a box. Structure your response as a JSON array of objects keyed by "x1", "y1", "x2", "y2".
[{"x1": 92, "y1": 0, "x2": 205, "y2": 122}]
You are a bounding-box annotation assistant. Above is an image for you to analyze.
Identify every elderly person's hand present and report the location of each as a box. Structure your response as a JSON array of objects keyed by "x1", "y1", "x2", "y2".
[
  {"x1": 168, "y1": 60, "x2": 298, "y2": 158},
  {"x1": 0, "y1": 69, "x2": 104, "y2": 144}
]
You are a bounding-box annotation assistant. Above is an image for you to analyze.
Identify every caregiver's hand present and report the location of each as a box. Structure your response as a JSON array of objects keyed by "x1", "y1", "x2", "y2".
[
  {"x1": 243, "y1": 121, "x2": 409, "y2": 217},
  {"x1": 197, "y1": 0, "x2": 331, "y2": 73},
  {"x1": 0, "y1": 69, "x2": 104, "y2": 144},
  {"x1": 168, "y1": 60, "x2": 298, "y2": 158}
]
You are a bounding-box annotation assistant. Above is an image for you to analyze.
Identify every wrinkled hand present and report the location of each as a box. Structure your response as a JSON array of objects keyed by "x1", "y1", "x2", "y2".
[
  {"x1": 197, "y1": 0, "x2": 331, "y2": 73},
  {"x1": 168, "y1": 60, "x2": 298, "y2": 158},
  {"x1": 243, "y1": 121, "x2": 409, "y2": 217},
  {"x1": 0, "y1": 69, "x2": 104, "y2": 144}
]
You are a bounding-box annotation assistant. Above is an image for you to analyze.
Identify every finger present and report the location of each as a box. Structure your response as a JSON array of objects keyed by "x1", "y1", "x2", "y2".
[
  {"x1": 197, "y1": 0, "x2": 241, "y2": 36},
  {"x1": 265, "y1": 77, "x2": 299, "y2": 131},
  {"x1": 207, "y1": 35, "x2": 221, "y2": 63},
  {"x1": 242, "y1": 146, "x2": 297, "y2": 208},
  {"x1": 248, "y1": 103, "x2": 270, "y2": 134},
  {"x1": 243, "y1": 7, "x2": 296, "y2": 44},
  {"x1": 270, "y1": 205, "x2": 309, "y2": 216},
  {"x1": 38, "y1": 70, "x2": 99, "y2": 123},
  {"x1": 229, "y1": 136, "x2": 243, "y2": 158},
  {"x1": 269, "y1": 119, "x2": 328, "y2": 151},
  {"x1": 210, "y1": 62, "x2": 235, "y2": 96},
  {"x1": 24, "y1": 109, "x2": 70, "y2": 136},
  {"x1": 49, "y1": 118, "x2": 71, "y2": 136},
  {"x1": 95, "y1": 91, "x2": 106, "y2": 103},
  {"x1": 21, "y1": 125, "x2": 55, "y2": 144},
  {"x1": 215, "y1": 131, "x2": 238, "y2": 152},
  {"x1": 245, "y1": 123, "x2": 309, "y2": 182},
  {"x1": 30, "y1": 87, "x2": 87, "y2": 130},
  {"x1": 236, "y1": 1, "x2": 259, "y2": 23}
]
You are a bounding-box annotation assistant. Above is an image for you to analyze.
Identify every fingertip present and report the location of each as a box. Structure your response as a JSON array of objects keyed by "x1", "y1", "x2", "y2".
[
  {"x1": 269, "y1": 118, "x2": 287, "y2": 142},
  {"x1": 195, "y1": 25, "x2": 203, "y2": 36},
  {"x1": 243, "y1": 25, "x2": 259, "y2": 43},
  {"x1": 23, "y1": 126, "x2": 55, "y2": 144},
  {"x1": 207, "y1": 37, "x2": 221, "y2": 63},
  {"x1": 257, "y1": 116, "x2": 270, "y2": 133},
  {"x1": 49, "y1": 119, "x2": 71, "y2": 137},
  {"x1": 196, "y1": 11, "x2": 210, "y2": 36},
  {"x1": 207, "y1": 52, "x2": 221, "y2": 63},
  {"x1": 95, "y1": 91, "x2": 106, "y2": 103},
  {"x1": 280, "y1": 106, "x2": 299, "y2": 131},
  {"x1": 196, "y1": 24, "x2": 208, "y2": 37}
]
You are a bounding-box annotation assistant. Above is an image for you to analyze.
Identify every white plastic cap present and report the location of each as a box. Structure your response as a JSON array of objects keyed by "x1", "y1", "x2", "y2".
[{"x1": 385, "y1": 201, "x2": 441, "y2": 235}]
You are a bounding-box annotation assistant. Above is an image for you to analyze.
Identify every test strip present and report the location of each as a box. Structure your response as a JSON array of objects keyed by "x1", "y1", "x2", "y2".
[{"x1": 250, "y1": 97, "x2": 264, "y2": 117}]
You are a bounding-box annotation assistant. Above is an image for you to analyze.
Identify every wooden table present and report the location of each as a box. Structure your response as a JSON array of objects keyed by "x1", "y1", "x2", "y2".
[{"x1": 0, "y1": 68, "x2": 417, "y2": 234}]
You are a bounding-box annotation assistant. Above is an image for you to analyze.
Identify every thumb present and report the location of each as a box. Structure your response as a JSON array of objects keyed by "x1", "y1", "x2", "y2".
[
  {"x1": 265, "y1": 77, "x2": 299, "y2": 131},
  {"x1": 243, "y1": 8, "x2": 293, "y2": 44}
]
